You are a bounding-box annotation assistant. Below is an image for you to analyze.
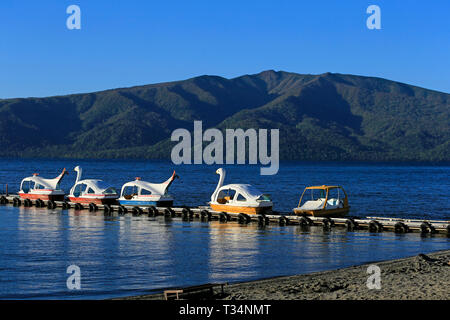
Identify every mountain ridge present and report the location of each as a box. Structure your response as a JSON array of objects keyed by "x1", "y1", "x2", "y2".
[{"x1": 0, "y1": 70, "x2": 448, "y2": 161}]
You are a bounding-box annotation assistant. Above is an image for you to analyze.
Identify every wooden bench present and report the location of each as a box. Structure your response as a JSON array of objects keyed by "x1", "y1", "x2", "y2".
[{"x1": 164, "y1": 283, "x2": 228, "y2": 300}]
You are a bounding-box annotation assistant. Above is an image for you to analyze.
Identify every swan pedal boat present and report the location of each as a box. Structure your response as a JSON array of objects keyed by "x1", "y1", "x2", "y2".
[
  {"x1": 293, "y1": 185, "x2": 350, "y2": 217},
  {"x1": 19, "y1": 168, "x2": 68, "y2": 201},
  {"x1": 209, "y1": 168, "x2": 273, "y2": 215},
  {"x1": 68, "y1": 166, "x2": 119, "y2": 205},
  {"x1": 118, "y1": 171, "x2": 178, "y2": 207}
]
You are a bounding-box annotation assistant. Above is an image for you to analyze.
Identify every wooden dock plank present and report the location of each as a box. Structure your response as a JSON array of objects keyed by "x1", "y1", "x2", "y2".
[{"x1": 1, "y1": 194, "x2": 448, "y2": 234}]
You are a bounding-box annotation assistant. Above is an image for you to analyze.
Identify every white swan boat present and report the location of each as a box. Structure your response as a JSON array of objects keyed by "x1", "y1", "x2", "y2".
[
  {"x1": 209, "y1": 168, "x2": 273, "y2": 215},
  {"x1": 19, "y1": 168, "x2": 68, "y2": 201},
  {"x1": 68, "y1": 166, "x2": 119, "y2": 205},
  {"x1": 118, "y1": 171, "x2": 178, "y2": 207}
]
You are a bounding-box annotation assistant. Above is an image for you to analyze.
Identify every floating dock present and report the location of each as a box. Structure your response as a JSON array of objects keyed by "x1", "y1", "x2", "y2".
[{"x1": 1, "y1": 194, "x2": 449, "y2": 235}]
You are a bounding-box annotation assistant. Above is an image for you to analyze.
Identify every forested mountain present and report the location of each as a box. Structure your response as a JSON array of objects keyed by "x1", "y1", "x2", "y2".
[{"x1": 0, "y1": 70, "x2": 448, "y2": 161}]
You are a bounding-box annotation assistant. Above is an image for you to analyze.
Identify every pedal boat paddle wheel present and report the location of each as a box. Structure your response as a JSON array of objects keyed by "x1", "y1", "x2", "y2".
[
  {"x1": 19, "y1": 168, "x2": 68, "y2": 201},
  {"x1": 118, "y1": 171, "x2": 178, "y2": 207},
  {"x1": 209, "y1": 168, "x2": 273, "y2": 215},
  {"x1": 293, "y1": 185, "x2": 350, "y2": 217},
  {"x1": 68, "y1": 166, "x2": 119, "y2": 205}
]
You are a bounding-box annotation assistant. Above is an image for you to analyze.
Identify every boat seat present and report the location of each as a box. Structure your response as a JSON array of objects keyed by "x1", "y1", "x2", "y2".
[
  {"x1": 217, "y1": 198, "x2": 227, "y2": 204},
  {"x1": 326, "y1": 198, "x2": 343, "y2": 209},
  {"x1": 300, "y1": 199, "x2": 325, "y2": 210}
]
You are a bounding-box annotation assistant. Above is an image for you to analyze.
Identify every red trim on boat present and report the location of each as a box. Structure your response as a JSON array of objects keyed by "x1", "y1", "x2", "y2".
[{"x1": 68, "y1": 197, "x2": 118, "y2": 205}]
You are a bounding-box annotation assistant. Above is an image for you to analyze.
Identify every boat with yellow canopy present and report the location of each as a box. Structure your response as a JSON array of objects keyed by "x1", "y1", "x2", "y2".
[{"x1": 293, "y1": 185, "x2": 349, "y2": 217}]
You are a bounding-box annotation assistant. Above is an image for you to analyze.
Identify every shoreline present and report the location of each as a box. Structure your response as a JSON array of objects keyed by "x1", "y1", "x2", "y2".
[{"x1": 120, "y1": 249, "x2": 450, "y2": 300}]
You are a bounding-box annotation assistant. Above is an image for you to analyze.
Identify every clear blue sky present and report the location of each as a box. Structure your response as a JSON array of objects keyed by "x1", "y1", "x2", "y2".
[{"x1": 1, "y1": 0, "x2": 449, "y2": 98}]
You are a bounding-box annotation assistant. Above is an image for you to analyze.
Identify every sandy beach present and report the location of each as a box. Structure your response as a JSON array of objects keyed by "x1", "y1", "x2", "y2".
[{"x1": 123, "y1": 250, "x2": 450, "y2": 300}]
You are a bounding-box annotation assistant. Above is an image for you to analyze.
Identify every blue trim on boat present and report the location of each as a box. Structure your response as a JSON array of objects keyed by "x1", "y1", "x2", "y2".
[{"x1": 118, "y1": 200, "x2": 173, "y2": 207}]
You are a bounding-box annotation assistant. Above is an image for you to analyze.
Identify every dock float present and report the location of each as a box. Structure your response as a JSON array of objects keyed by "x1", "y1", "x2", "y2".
[{"x1": 0, "y1": 194, "x2": 449, "y2": 235}]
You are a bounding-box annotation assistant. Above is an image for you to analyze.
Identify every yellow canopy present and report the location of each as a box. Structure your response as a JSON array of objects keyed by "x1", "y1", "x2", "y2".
[{"x1": 304, "y1": 185, "x2": 341, "y2": 190}]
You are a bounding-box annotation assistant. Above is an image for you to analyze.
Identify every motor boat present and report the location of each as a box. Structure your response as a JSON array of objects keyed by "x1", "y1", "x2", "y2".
[
  {"x1": 293, "y1": 185, "x2": 350, "y2": 217},
  {"x1": 19, "y1": 168, "x2": 68, "y2": 201},
  {"x1": 68, "y1": 166, "x2": 119, "y2": 205},
  {"x1": 118, "y1": 171, "x2": 178, "y2": 207},
  {"x1": 209, "y1": 168, "x2": 273, "y2": 215}
]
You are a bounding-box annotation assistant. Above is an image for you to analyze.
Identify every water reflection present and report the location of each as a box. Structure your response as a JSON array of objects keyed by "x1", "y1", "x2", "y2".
[
  {"x1": 207, "y1": 222, "x2": 259, "y2": 281},
  {"x1": 0, "y1": 205, "x2": 449, "y2": 299}
]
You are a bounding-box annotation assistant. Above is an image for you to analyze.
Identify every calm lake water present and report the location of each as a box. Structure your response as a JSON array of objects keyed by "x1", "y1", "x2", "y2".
[{"x1": 0, "y1": 159, "x2": 448, "y2": 299}]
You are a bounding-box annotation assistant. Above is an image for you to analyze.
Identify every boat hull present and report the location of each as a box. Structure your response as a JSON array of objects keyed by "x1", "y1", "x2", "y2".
[
  {"x1": 118, "y1": 199, "x2": 173, "y2": 207},
  {"x1": 68, "y1": 197, "x2": 118, "y2": 205},
  {"x1": 210, "y1": 204, "x2": 272, "y2": 215},
  {"x1": 19, "y1": 193, "x2": 65, "y2": 202},
  {"x1": 293, "y1": 207, "x2": 350, "y2": 217}
]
